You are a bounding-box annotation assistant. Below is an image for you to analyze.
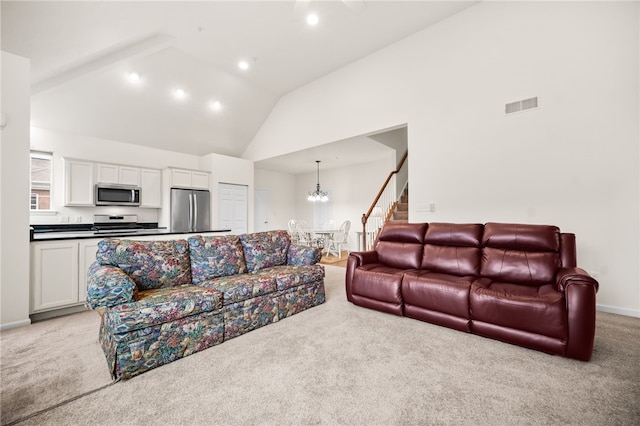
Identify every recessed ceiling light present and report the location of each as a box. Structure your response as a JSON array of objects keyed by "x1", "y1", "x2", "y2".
[
  {"x1": 209, "y1": 101, "x2": 222, "y2": 111},
  {"x1": 238, "y1": 60, "x2": 249, "y2": 70},
  {"x1": 306, "y1": 13, "x2": 319, "y2": 26},
  {"x1": 174, "y1": 88, "x2": 187, "y2": 99},
  {"x1": 127, "y1": 72, "x2": 141, "y2": 83}
]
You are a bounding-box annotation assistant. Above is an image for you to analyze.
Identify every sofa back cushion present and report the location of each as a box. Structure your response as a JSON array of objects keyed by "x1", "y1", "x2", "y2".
[
  {"x1": 188, "y1": 235, "x2": 248, "y2": 284},
  {"x1": 96, "y1": 239, "x2": 192, "y2": 290},
  {"x1": 421, "y1": 223, "x2": 483, "y2": 276},
  {"x1": 375, "y1": 223, "x2": 427, "y2": 270},
  {"x1": 239, "y1": 230, "x2": 290, "y2": 272},
  {"x1": 481, "y1": 223, "x2": 561, "y2": 285}
]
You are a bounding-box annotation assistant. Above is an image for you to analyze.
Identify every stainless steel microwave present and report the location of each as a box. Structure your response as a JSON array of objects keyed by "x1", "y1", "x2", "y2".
[{"x1": 95, "y1": 184, "x2": 141, "y2": 206}]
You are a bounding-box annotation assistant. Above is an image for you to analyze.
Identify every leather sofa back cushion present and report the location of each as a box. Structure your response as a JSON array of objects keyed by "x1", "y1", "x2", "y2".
[
  {"x1": 376, "y1": 241, "x2": 423, "y2": 270},
  {"x1": 239, "y1": 230, "x2": 290, "y2": 272},
  {"x1": 96, "y1": 239, "x2": 192, "y2": 290},
  {"x1": 483, "y1": 223, "x2": 560, "y2": 252},
  {"x1": 188, "y1": 235, "x2": 248, "y2": 284},
  {"x1": 481, "y1": 247, "x2": 561, "y2": 285},
  {"x1": 424, "y1": 223, "x2": 483, "y2": 247},
  {"x1": 422, "y1": 245, "x2": 481, "y2": 276},
  {"x1": 378, "y1": 222, "x2": 427, "y2": 244}
]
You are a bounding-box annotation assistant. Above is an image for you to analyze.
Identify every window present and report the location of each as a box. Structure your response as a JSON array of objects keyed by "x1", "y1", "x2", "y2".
[{"x1": 30, "y1": 151, "x2": 53, "y2": 211}]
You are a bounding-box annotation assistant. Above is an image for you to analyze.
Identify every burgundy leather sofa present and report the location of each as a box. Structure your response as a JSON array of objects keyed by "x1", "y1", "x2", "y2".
[{"x1": 346, "y1": 222, "x2": 599, "y2": 361}]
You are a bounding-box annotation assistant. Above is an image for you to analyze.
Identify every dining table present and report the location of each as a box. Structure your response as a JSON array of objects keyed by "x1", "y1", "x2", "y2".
[{"x1": 309, "y1": 228, "x2": 340, "y2": 255}]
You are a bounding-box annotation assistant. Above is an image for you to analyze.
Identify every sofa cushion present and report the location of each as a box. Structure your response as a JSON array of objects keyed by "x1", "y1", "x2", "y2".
[
  {"x1": 483, "y1": 223, "x2": 560, "y2": 252},
  {"x1": 254, "y1": 264, "x2": 325, "y2": 291},
  {"x1": 103, "y1": 284, "x2": 223, "y2": 334},
  {"x1": 423, "y1": 223, "x2": 483, "y2": 247},
  {"x1": 239, "y1": 230, "x2": 290, "y2": 272},
  {"x1": 402, "y1": 271, "x2": 475, "y2": 319},
  {"x1": 351, "y1": 265, "x2": 407, "y2": 305},
  {"x1": 96, "y1": 239, "x2": 192, "y2": 290},
  {"x1": 481, "y1": 247, "x2": 560, "y2": 286},
  {"x1": 470, "y1": 279, "x2": 567, "y2": 339},
  {"x1": 198, "y1": 273, "x2": 277, "y2": 305},
  {"x1": 481, "y1": 223, "x2": 561, "y2": 286},
  {"x1": 188, "y1": 235, "x2": 247, "y2": 283}
]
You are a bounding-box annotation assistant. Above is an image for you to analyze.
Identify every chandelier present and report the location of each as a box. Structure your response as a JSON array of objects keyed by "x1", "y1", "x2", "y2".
[{"x1": 308, "y1": 160, "x2": 328, "y2": 202}]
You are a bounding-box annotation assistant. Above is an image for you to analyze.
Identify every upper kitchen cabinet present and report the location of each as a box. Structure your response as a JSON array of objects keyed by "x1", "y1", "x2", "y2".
[
  {"x1": 96, "y1": 163, "x2": 140, "y2": 186},
  {"x1": 63, "y1": 158, "x2": 94, "y2": 206},
  {"x1": 166, "y1": 168, "x2": 209, "y2": 190},
  {"x1": 140, "y1": 168, "x2": 162, "y2": 208}
]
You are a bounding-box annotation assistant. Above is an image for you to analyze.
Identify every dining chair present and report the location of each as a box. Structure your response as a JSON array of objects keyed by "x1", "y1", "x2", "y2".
[{"x1": 326, "y1": 220, "x2": 351, "y2": 258}]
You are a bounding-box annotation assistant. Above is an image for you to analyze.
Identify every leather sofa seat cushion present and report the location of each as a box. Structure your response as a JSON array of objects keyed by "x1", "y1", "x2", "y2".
[
  {"x1": 188, "y1": 235, "x2": 247, "y2": 283},
  {"x1": 239, "y1": 230, "x2": 290, "y2": 272},
  {"x1": 254, "y1": 264, "x2": 325, "y2": 291},
  {"x1": 104, "y1": 284, "x2": 223, "y2": 334},
  {"x1": 351, "y1": 265, "x2": 407, "y2": 305},
  {"x1": 96, "y1": 239, "x2": 192, "y2": 290},
  {"x1": 470, "y1": 280, "x2": 567, "y2": 339},
  {"x1": 402, "y1": 271, "x2": 474, "y2": 319},
  {"x1": 199, "y1": 274, "x2": 277, "y2": 305}
]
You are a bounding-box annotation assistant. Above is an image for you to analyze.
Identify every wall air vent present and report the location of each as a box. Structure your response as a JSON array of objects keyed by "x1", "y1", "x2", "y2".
[{"x1": 505, "y1": 96, "x2": 539, "y2": 115}]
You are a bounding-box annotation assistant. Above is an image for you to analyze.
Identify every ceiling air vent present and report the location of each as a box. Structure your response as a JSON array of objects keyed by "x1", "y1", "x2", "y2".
[{"x1": 505, "y1": 96, "x2": 539, "y2": 115}]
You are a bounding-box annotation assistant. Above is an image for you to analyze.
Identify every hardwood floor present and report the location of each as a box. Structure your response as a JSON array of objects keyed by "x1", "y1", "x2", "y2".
[{"x1": 319, "y1": 251, "x2": 348, "y2": 268}]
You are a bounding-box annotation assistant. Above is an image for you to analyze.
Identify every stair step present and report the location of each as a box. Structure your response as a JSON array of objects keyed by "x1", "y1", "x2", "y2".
[
  {"x1": 396, "y1": 202, "x2": 408, "y2": 211},
  {"x1": 393, "y1": 211, "x2": 408, "y2": 220},
  {"x1": 400, "y1": 195, "x2": 408, "y2": 203}
]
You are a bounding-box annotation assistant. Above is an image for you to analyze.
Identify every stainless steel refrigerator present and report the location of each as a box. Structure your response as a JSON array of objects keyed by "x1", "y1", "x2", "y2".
[{"x1": 170, "y1": 188, "x2": 210, "y2": 232}]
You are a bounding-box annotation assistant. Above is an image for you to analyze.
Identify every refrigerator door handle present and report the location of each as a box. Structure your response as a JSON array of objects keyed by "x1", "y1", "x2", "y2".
[
  {"x1": 192, "y1": 193, "x2": 198, "y2": 232},
  {"x1": 188, "y1": 192, "x2": 194, "y2": 232}
]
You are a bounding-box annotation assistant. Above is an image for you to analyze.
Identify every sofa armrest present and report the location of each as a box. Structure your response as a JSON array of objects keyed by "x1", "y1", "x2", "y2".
[
  {"x1": 86, "y1": 262, "x2": 137, "y2": 310},
  {"x1": 556, "y1": 267, "x2": 599, "y2": 361},
  {"x1": 345, "y1": 251, "x2": 379, "y2": 302},
  {"x1": 287, "y1": 244, "x2": 322, "y2": 266},
  {"x1": 556, "y1": 267, "x2": 599, "y2": 293},
  {"x1": 348, "y1": 251, "x2": 379, "y2": 267}
]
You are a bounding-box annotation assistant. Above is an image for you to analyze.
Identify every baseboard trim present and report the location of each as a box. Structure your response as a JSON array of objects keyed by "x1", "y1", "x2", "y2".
[
  {"x1": 597, "y1": 304, "x2": 640, "y2": 318},
  {"x1": 0, "y1": 318, "x2": 32, "y2": 331}
]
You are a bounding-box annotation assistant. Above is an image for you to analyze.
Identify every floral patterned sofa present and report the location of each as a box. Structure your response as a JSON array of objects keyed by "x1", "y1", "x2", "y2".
[{"x1": 86, "y1": 230, "x2": 325, "y2": 380}]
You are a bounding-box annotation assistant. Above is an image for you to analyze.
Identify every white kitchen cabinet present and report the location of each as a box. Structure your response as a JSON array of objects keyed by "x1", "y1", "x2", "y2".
[
  {"x1": 140, "y1": 168, "x2": 162, "y2": 208},
  {"x1": 31, "y1": 238, "x2": 101, "y2": 314},
  {"x1": 119, "y1": 166, "x2": 140, "y2": 186},
  {"x1": 96, "y1": 163, "x2": 140, "y2": 186},
  {"x1": 167, "y1": 168, "x2": 210, "y2": 190},
  {"x1": 96, "y1": 163, "x2": 119, "y2": 184},
  {"x1": 78, "y1": 239, "x2": 100, "y2": 304},
  {"x1": 31, "y1": 241, "x2": 80, "y2": 312},
  {"x1": 64, "y1": 158, "x2": 94, "y2": 206}
]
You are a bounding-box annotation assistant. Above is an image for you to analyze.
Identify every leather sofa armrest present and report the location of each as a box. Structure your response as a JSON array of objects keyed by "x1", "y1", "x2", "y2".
[
  {"x1": 345, "y1": 251, "x2": 379, "y2": 303},
  {"x1": 556, "y1": 267, "x2": 599, "y2": 361},
  {"x1": 556, "y1": 267, "x2": 599, "y2": 293},
  {"x1": 348, "y1": 250, "x2": 379, "y2": 267},
  {"x1": 287, "y1": 244, "x2": 322, "y2": 266},
  {"x1": 86, "y1": 261, "x2": 137, "y2": 310}
]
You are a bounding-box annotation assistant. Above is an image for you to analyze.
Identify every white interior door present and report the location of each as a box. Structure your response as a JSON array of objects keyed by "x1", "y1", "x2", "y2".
[
  {"x1": 219, "y1": 183, "x2": 248, "y2": 235},
  {"x1": 255, "y1": 189, "x2": 269, "y2": 232}
]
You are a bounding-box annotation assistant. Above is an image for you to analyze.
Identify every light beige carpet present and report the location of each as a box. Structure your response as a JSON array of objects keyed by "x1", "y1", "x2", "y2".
[{"x1": 1, "y1": 265, "x2": 639, "y2": 425}]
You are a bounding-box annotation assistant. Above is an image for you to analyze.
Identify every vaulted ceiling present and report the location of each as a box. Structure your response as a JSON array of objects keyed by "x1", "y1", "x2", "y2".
[{"x1": 2, "y1": 1, "x2": 477, "y2": 168}]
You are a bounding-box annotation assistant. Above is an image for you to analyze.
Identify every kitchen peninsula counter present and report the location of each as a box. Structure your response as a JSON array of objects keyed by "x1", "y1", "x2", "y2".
[{"x1": 31, "y1": 227, "x2": 232, "y2": 241}]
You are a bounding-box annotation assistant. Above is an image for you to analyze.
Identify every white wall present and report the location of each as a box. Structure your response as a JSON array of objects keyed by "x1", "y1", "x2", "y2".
[
  {"x1": 1, "y1": 51, "x2": 31, "y2": 329},
  {"x1": 244, "y1": 2, "x2": 640, "y2": 316},
  {"x1": 254, "y1": 168, "x2": 297, "y2": 231},
  {"x1": 30, "y1": 126, "x2": 203, "y2": 224}
]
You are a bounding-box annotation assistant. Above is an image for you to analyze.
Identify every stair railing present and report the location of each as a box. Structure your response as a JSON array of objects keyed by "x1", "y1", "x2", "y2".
[{"x1": 361, "y1": 151, "x2": 408, "y2": 251}]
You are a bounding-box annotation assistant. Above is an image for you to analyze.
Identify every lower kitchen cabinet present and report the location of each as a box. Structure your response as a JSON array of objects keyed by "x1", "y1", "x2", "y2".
[{"x1": 30, "y1": 239, "x2": 100, "y2": 314}]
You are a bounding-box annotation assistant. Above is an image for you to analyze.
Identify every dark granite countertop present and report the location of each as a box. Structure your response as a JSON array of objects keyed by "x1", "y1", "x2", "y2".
[{"x1": 30, "y1": 224, "x2": 231, "y2": 242}]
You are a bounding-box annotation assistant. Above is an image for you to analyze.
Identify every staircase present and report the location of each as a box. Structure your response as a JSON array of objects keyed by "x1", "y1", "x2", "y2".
[{"x1": 390, "y1": 187, "x2": 408, "y2": 223}]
